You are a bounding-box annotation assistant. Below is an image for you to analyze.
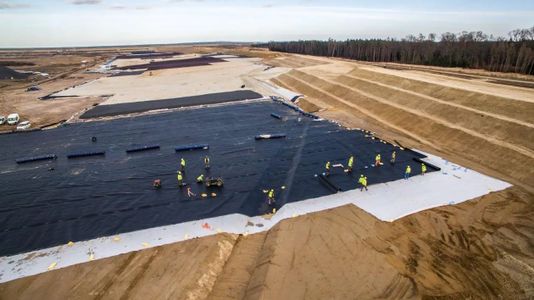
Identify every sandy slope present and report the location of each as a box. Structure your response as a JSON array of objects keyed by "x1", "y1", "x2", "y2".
[{"x1": 274, "y1": 60, "x2": 534, "y2": 191}]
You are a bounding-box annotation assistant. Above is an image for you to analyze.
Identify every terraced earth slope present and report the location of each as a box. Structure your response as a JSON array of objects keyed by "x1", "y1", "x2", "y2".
[{"x1": 274, "y1": 60, "x2": 534, "y2": 191}]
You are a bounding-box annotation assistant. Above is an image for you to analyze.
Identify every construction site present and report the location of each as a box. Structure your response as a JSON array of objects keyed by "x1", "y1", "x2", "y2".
[{"x1": 0, "y1": 45, "x2": 533, "y2": 299}]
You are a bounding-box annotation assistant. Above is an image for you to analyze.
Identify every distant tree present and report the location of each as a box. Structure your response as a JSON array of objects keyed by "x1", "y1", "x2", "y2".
[
  {"x1": 265, "y1": 26, "x2": 534, "y2": 75},
  {"x1": 440, "y1": 32, "x2": 457, "y2": 42}
]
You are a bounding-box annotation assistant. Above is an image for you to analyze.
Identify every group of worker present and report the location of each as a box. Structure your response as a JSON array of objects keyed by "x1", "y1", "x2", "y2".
[
  {"x1": 324, "y1": 150, "x2": 428, "y2": 191},
  {"x1": 173, "y1": 155, "x2": 211, "y2": 198},
  {"x1": 159, "y1": 148, "x2": 428, "y2": 205}
]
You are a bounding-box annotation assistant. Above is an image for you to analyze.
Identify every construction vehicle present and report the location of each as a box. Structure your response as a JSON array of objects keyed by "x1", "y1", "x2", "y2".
[{"x1": 205, "y1": 176, "x2": 224, "y2": 187}]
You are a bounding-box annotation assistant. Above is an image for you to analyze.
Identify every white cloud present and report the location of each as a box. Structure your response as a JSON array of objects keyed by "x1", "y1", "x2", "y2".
[
  {"x1": 70, "y1": 0, "x2": 101, "y2": 5},
  {"x1": 0, "y1": 1, "x2": 30, "y2": 9}
]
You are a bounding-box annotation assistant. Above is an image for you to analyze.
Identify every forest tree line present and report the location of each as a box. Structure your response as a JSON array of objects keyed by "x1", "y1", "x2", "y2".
[{"x1": 262, "y1": 27, "x2": 534, "y2": 75}]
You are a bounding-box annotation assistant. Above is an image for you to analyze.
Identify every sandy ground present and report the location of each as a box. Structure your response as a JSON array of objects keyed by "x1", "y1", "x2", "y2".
[
  {"x1": 0, "y1": 48, "x2": 533, "y2": 299},
  {"x1": 53, "y1": 57, "x2": 276, "y2": 104},
  {"x1": 0, "y1": 50, "x2": 114, "y2": 131},
  {"x1": 0, "y1": 73, "x2": 107, "y2": 131},
  {"x1": 362, "y1": 66, "x2": 534, "y2": 103}
]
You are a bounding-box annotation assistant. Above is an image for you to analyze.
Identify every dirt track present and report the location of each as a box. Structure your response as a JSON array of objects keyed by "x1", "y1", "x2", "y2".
[{"x1": 0, "y1": 49, "x2": 533, "y2": 299}]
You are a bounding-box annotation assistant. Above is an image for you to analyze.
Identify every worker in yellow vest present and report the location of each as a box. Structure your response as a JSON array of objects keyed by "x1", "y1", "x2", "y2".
[
  {"x1": 204, "y1": 155, "x2": 210, "y2": 169},
  {"x1": 325, "y1": 161, "x2": 331, "y2": 176},
  {"x1": 196, "y1": 174, "x2": 204, "y2": 183},
  {"x1": 375, "y1": 154, "x2": 382, "y2": 167},
  {"x1": 421, "y1": 163, "x2": 427, "y2": 176},
  {"x1": 180, "y1": 158, "x2": 186, "y2": 173},
  {"x1": 177, "y1": 171, "x2": 183, "y2": 186},
  {"x1": 405, "y1": 165, "x2": 411, "y2": 179},
  {"x1": 267, "y1": 189, "x2": 275, "y2": 205},
  {"x1": 347, "y1": 155, "x2": 354, "y2": 173},
  {"x1": 390, "y1": 150, "x2": 397, "y2": 166},
  {"x1": 358, "y1": 174, "x2": 368, "y2": 191}
]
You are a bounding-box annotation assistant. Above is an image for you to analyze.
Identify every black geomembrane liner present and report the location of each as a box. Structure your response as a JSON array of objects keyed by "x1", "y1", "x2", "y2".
[
  {"x1": 79, "y1": 90, "x2": 263, "y2": 119},
  {"x1": 0, "y1": 101, "x2": 432, "y2": 256}
]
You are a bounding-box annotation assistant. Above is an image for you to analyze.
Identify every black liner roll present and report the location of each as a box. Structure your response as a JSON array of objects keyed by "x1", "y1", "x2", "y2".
[
  {"x1": 302, "y1": 112, "x2": 319, "y2": 119},
  {"x1": 270, "y1": 113, "x2": 282, "y2": 119},
  {"x1": 16, "y1": 154, "x2": 57, "y2": 164},
  {"x1": 412, "y1": 157, "x2": 441, "y2": 171},
  {"x1": 318, "y1": 174, "x2": 342, "y2": 193},
  {"x1": 393, "y1": 140, "x2": 427, "y2": 159},
  {"x1": 126, "y1": 144, "x2": 160, "y2": 153},
  {"x1": 175, "y1": 144, "x2": 209, "y2": 152},
  {"x1": 255, "y1": 134, "x2": 286, "y2": 140},
  {"x1": 67, "y1": 151, "x2": 105, "y2": 159},
  {"x1": 270, "y1": 97, "x2": 319, "y2": 119}
]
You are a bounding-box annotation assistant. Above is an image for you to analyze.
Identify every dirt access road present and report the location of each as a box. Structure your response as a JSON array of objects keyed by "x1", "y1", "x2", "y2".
[
  {"x1": 0, "y1": 50, "x2": 113, "y2": 131},
  {"x1": 0, "y1": 48, "x2": 532, "y2": 299}
]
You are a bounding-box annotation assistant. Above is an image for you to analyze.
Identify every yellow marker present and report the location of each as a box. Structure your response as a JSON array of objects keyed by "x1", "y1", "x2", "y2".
[
  {"x1": 67, "y1": 241, "x2": 74, "y2": 247},
  {"x1": 48, "y1": 262, "x2": 57, "y2": 270},
  {"x1": 113, "y1": 236, "x2": 121, "y2": 242},
  {"x1": 281, "y1": 186, "x2": 286, "y2": 190},
  {"x1": 211, "y1": 193, "x2": 217, "y2": 197},
  {"x1": 201, "y1": 193, "x2": 208, "y2": 198},
  {"x1": 89, "y1": 254, "x2": 94, "y2": 261},
  {"x1": 272, "y1": 208, "x2": 276, "y2": 214},
  {"x1": 184, "y1": 234, "x2": 190, "y2": 239},
  {"x1": 142, "y1": 242, "x2": 150, "y2": 248},
  {"x1": 292, "y1": 214, "x2": 297, "y2": 218}
]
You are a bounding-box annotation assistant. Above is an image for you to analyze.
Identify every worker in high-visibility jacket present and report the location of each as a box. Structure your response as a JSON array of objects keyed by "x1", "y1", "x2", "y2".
[
  {"x1": 177, "y1": 171, "x2": 183, "y2": 186},
  {"x1": 180, "y1": 158, "x2": 186, "y2": 172},
  {"x1": 405, "y1": 165, "x2": 411, "y2": 179},
  {"x1": 267, "y1": 189, "x2": 275, "y2": 205},
  {"x1": 204, "y1": 155, "x2": 210, "y2": 169},
  {"x1": 325, "y1": 161, "x2": 331, "y2": 176},
  {"x1": 358, "y1": 174, "x2": 368, "y2": 191},
  {"x1": 196, "y1": 174, "x2": 204, "y2": 183},
  {"x1": 375, "y1": 154, "x2": 382, "y2": 167},
  {"x1": 390, "y1": 150, "x2": 397, "y2": 166},
  {"x1": 421, "y1": 163, "x2": 427, "y2": 176},
  {"x1": 347, "y1": 155, "x2": 354, "y2": 173}
]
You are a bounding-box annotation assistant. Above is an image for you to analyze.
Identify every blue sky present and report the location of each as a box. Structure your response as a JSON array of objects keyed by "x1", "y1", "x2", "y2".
[{"x1": 1, "y1": 0, "x2": 533, "y2": 47}]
